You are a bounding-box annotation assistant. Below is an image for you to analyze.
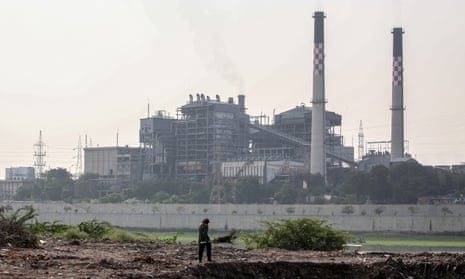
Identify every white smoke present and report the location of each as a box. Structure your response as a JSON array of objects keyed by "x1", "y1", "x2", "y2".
[{"x1": 177, "y1": 0, "x2": 246, "y2": 93}]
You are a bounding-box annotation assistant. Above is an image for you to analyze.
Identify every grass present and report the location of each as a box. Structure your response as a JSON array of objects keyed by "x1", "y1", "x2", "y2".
[
  {"x1": 134, "y1": 231, "x2": 465, "y2": 249},
  {"x1": 31, "y1": 217, "x2": 465, "y2": 250},
  {"x1": 151, "y1": 232, "x2": 196, "y2": 243},
  {"x1": 354, "y1": 232, "x2": 465, "y2": 247}
]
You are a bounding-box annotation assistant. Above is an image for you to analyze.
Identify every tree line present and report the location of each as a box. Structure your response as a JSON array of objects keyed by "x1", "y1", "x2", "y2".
[
  {"x1": 334, "y1": 162, "x2": 465, "y2": 204},
  {"x1": 14, "y1": 161, "x2": 465, "y2": 204}
]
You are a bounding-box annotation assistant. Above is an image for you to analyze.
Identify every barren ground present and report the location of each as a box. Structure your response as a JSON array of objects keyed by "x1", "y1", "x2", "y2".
[{"x1": 1, "y1": 237, "x2": 465, "y2": 278}]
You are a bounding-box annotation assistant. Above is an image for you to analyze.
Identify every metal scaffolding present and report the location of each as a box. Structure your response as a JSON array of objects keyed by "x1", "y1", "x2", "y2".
[{"x1": 173, "y1": 95, "x2": 249, "y2": 182}]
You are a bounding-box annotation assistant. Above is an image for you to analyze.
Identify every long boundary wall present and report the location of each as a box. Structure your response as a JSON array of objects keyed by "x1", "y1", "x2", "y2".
[{"x1": 2, "y1": 202, "x2": 465, "y2": 233}]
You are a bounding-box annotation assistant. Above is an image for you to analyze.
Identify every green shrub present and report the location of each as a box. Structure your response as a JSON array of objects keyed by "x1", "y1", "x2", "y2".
[
  {"x1": 0, "y1": 205, "x2": 38, "y2": 248},
  {"x1": 159, "y1": 233, "x2": 179, "y2": 244},
  {"x1": 104, "y1": 229, "x2": 136, "y2": 242},
  {"x1": 61, "y1": 227, "x2": 89, "y2": 240},
  {"x1": 241, "y1": 218, "x2": 351, "y2": 251},
  {"x1": 30, "y1": 220, "x2": 70, "y2": 234},
  {"x1": 78, "y1": 220, "x2": 111, "y2": 239}
]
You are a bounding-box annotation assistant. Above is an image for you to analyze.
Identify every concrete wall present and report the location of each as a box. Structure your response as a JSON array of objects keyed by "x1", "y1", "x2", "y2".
[{"x1": 2, "y1": 202, "x2": 465, "y2": 233}]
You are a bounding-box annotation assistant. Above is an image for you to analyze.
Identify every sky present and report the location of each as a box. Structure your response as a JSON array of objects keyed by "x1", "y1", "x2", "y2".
[{"x1": 1, "y1": 0, "x2": 464, "y2": 179}]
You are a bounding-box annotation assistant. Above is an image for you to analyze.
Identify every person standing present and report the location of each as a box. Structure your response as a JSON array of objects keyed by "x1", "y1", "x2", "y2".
[{"x1": 198, "y1": 218, "x2": 212, "y2": 262}]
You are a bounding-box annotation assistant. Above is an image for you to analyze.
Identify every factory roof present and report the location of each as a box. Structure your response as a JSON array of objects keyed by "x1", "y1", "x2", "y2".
[{"x1": 276, "y1": 105, "x2": 341, "y2": 123}]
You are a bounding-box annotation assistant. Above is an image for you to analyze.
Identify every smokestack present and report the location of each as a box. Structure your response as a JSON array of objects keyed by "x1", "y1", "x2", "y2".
[
  {"x1": 237, "y1": 94, "x2": 246, "y2": 113},
  {"x1": 391, "y1": 27, "x2": 404, "y2": 161},
  {"x1": 310, "y1": 11, "x2": 326, "y2": 177}
]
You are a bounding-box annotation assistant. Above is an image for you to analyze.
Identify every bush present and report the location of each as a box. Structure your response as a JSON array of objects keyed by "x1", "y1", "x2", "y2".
[
  {"x1": 30, "y1": 220, "x2": 70, "y2": 234},
  {"x1": 104, "y1": 229, "x2": 136, "y2": 242},
  {"x1": 78, "y1": 220, "x2": 111, "y2": 239},
  {"x1": 61, "y1": 227, "x2": 89, "y2": 240},
  {"x1": 241, "y1": 218, "x2": 351, "y2": 251},
  {"x1": 0, "y1": 205, "x2": 39, "y2": 248}
]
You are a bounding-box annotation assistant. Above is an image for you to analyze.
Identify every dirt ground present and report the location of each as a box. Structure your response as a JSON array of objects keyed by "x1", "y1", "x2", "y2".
[{"x1": 1, "y1": 237, "x2": 465, "y2": 279}]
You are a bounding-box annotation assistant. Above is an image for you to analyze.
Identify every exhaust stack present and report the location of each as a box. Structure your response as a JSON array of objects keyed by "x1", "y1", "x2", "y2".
[
  {"x1": 310, "y1": 11, "x2": 326, "y2": 177},
  {"x1": 391, "y1": 27, "x2": 404, "y2": 161}
]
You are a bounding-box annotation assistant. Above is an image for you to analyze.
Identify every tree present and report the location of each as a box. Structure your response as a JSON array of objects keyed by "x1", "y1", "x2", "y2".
[
  {"x1": 390, "y1": 162, "x2": 440, "y2": 203},
  {"x1": 307, "y1": 174, "x2": 326, "y2": 195},
  {"x1": 153, "y1": 191, "x2": 170, "y2": 203},
  {"x1": 234, "y1": 177, "x2": 261, "y2": 203},
  {"x1": 99, "y1": 193, "x2": 126, "y2": 203},
  {"x1": 437, "y1": 170, "x2": 455, "y2": 195},
  {"x1": 14, "y1": 184, "x2": 33, "y2": 200},
  {"x1": 44, "y1": 168, "x2": 74, "y2": 201},
  {"x1": 368, "y1": 165, "x2": 391, "y2": 203},
  {"x1": 273, "y1": 184, "x2": 297, "y2": 204},
  {"x1": 133, "y1": 179, "x2": 158, "y2": 200},
  {"x1": 74, "y1": 173, "x2": 100, "y2": 199},
  {"x1": 15, "y1": 180, "x2": 45, "y2": 201},
  {"x1": 338, "y1": 171, "x2": 369, "y2": 203},
  {"x1": 188, "y1": 182, "x2": 211, "y2": 203}
]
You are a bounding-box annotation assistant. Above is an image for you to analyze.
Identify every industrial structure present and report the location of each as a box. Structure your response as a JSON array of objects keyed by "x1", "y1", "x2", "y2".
[
  {"x1": 5, "y1": 167, "x2": 35, "y2": 181},
  {"x1": 174, "y1": 94, "x2": 250, "y2": 180},
  {"x1": 390, "y1": 27, "x2": 405, "y2": 162},
  {"x1": 358, "y1": 27, "x2": 412, "y2": 170},
  {"x1": 83, "y1": 146, "x2": 142, "y2": 196},
  {"x1": 140, "y1": 94, "x2": 354, "y2": 184},
  {"x1": 139, "y1": 111, "x2": 175, "y2": 179},
  {"x1": 0, "y1": 167, "x2": 35, "y2": 201},
  {"x1": 33, "y1": 130, "x2": 46, "y2": 179},
  {"x1": 310, "y1": 11, "x2": 327, "y2": 178},
  {"x1": 89, "y1": 12, "x2": 418, "y2": 187},
  {"x1": 137, "y1": 11, "x2": 354, "y2": 184}
]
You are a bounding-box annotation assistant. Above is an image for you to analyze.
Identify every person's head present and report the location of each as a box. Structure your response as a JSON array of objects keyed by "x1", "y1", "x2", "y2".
[{"x1": 202, "y1": 218, "x2": 210, "y2": 224}]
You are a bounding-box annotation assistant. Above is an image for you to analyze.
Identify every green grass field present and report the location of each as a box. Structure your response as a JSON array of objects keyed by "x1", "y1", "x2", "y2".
[
  {"x1": 153, "y1": 231, "x2": 236, "y2": 244},
  {"x1": 353, "y1": 232, "x2": 465, "y2": 248}
]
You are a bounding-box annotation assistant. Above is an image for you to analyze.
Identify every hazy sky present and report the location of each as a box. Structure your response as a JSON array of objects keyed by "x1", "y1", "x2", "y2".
[{"x1": 1, "y1": 0, "x2": 464, "y2": 178}]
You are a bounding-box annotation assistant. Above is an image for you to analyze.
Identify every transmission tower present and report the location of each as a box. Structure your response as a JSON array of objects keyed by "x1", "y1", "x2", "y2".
[
  {"x1": 73, "y1": 135, "x2": 83, "y2": 178},
  {"x1": 33, "y1": 130, "x2": 46, "y2": 179},
  {"x1": 358, "y1": 120, "x2": 364, "y2": 161}
]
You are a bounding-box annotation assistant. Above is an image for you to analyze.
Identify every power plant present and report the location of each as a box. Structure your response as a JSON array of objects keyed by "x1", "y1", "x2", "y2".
[
  {"x1": 139, "y1": 93, "x2": 354, "y2": 184},
  {"x1": 88, "y1": 11, "x2": 409, "y2": 188}
]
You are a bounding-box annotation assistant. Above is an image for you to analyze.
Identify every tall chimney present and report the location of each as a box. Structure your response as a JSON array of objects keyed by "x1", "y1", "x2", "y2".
[
  {"x1": 310, "y1": 11, "x2": 326, "y2": 177},
  {"x1": 237, "y1": 94, "x2": 246, "y2": 113},
  {"x1": 390, "y1": 27, "x2": 404, "y2": 161}
]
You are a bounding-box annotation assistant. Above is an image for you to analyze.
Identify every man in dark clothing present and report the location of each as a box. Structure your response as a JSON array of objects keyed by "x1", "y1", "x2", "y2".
[{"x1": 198, "y1": 218, "x2": 211, "y2": 262}]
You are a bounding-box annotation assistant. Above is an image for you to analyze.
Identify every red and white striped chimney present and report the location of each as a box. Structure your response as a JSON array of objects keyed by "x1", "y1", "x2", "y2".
[
  {"x1": 391, "y1": 27, "x2": 404, "y2": 161},
  {"x1": 310, "y1": 11, "x2": 326, "y2": 177}
]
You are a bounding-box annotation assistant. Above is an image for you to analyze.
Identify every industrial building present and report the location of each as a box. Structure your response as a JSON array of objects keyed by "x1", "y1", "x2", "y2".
[
  {"x1": 140, "y1": 94, "x2": 250, "y2": 182},
  {"x1": 5, "y1": 167, "x2": 35, "y2": 181},
  {"x1": 140, "y1": 94, "x2": 354, "y2": 184},
  {"x1": 86, "y1": 11, "x2": 410, "y2": 186},
  {"x1": 139, "y1": 112, "x2": 175, "y2": 179},
  {"x1": 0, "y1": 167, "x2": 35, "y2": 200},
  {"x1": 174, "y1": 94, "x2": 249, "y2": 180},
  {"x1": 83, "y1": 146, "x2": 142, "y2": 195}
]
